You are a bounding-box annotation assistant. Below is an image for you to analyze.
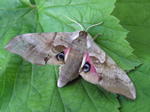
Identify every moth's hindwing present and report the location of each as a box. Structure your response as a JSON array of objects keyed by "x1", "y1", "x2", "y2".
[{"x1": 79, "y1": 40, "x2": 136, "y2": 100}]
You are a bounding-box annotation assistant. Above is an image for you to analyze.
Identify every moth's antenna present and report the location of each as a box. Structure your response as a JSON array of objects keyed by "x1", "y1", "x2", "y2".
[
  {"x1": 86, "y1": 22, "x2": 103, "y2": 32},
  {"x1": 67, "y1": 17, "x2": 83, "y2": 31}
]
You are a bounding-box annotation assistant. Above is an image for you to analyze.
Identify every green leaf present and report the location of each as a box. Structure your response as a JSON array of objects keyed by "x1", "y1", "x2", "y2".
[
  {"x1": 112, "y1": 0, "x2": 150, "y2": 111},
  {"x1": 0, "y1": 0, "x2": 141, "y2": 111},
  {"x1": 37, "y1": 0, "x2": 141, "y2": 70}
]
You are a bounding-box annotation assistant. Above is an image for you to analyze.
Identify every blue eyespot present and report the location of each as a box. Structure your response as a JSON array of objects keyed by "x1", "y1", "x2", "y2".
[
  {"x1": 56, "y1": 52, "x2": 64, "y2": 61},
  {"x1": 83, "y1": 62, "x2": 90, "y2": 73}
]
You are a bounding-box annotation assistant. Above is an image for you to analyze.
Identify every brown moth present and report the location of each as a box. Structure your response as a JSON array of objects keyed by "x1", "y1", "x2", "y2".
[{"x1": 4, "y1": 19, "x2": 136, "y2": 100}]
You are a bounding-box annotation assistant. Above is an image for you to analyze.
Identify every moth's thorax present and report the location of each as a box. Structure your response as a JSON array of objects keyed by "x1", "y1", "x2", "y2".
[{"x1": 71, "y1": 31, "x2": 88, "y2": 53}]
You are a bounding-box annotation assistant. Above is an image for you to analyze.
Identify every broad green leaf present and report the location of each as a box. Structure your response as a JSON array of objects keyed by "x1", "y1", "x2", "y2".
[
  {"x1": 112, "y1": 0, "x2": 150, "y2": 111},
  {"x1": 0, "y1": 0, "x2": 142, "y2": 112},
  {"x1": 37, "y1": 0, "x2": 141, "y2": 70}
]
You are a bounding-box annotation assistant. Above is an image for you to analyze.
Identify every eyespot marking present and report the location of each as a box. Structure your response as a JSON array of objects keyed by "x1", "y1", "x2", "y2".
[
  {"x1": 82, "y1": 62, "x2": 91, "y2": 73},
  {"x1": 56, "y1": 52, "x2": 64, "y2": 61}
]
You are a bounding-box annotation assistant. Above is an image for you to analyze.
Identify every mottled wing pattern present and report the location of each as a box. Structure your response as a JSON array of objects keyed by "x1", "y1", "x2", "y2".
[
  {"x1": 5, "y1": 32, "x2": 74, "y2": 65},
  {"x1": 91, "y1": 53, "x2": 136, "y2": 100},
  {"x1": 80, "y1": 36, "x2": 136, "y2": 100}
]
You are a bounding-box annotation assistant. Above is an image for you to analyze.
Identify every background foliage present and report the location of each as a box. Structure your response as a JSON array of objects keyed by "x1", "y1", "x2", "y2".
[{"x1": 0, "y1": 0, "x2": 149, "y2": 112}]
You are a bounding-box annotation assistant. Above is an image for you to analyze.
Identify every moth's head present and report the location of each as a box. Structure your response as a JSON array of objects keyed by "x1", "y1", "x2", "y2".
[
  {"x1": 47, "y1": 47, "x2": 70, "y2": 65},
  {"x1": 79, "y1": 53, "x2": 100, "y2": 84},
  {"x1": 79, "y1": 31, "x2": 88, "y2": 37}
]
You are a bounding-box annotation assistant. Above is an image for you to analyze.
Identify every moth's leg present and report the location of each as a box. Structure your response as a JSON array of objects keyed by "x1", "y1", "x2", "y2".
[{"x1": 93, "y1": 33, "x2": 103, "y2": 40}]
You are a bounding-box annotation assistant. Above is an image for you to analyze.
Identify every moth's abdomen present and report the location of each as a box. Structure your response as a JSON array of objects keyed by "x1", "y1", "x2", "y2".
[{"x1": 57, "y1": 48, "x2": 83, "y2": 87}]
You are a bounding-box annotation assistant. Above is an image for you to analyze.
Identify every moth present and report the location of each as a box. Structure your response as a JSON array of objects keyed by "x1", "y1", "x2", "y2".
[{"x1": 5, "y1": 19, "x2": 136, "y2": 100}]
